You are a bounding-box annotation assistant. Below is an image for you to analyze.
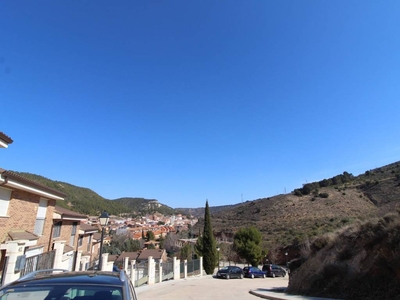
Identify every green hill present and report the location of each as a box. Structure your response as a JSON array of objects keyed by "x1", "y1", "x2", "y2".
[
  {"x1": 114, "y1": 197, "x2": 176, "y2": 216},
  {"x1": 11, "y1": 172, "x2": 177, "y2": 216}
]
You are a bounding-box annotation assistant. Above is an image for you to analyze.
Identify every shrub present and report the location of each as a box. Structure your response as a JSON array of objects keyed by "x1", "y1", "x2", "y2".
[
  {"x1": 319, "y1": 193, "x2": 329, "y2": 198},
  {"x1": 313, "y1": 235, "x2": 333, "y2": 250},
  {"x1": 294, "y1": 189, "x2": 303, "y2": 196},
  {"x1": 341, "y1": 218, "x2": 350, "y2": 224}
]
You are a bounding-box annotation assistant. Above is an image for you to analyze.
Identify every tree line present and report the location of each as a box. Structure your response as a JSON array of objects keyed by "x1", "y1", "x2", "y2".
[{"x1": 293, "y1": 171, "x2": 354, "y2": 196}]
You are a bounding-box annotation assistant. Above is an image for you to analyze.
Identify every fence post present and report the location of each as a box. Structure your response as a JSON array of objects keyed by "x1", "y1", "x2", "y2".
[
  {"x1": 1, "y1": 241, "x2": 25, "y2": 285},
  {"x1": 200, "y1": 256, "x2": 203, "y2": 277},
  {"x1": 147, "y1": 256, "x2": 155, "y2": 285},
  {"x1": 100, "y1": 253, "x2": 108, "y2": 271},
  {"x1": 130, "y1": 260, "x2": 136, "y2": 284},
  {"x1": 124, "y1": 256, "x2": 129, "y2": 272},
  {"x1": 53, "y1": 240, "x2": 65, "y2": 269},
  {"x1": 80, "y1": 255, "x2": 88, "y2": 271},
  {"x1": 184, "y1": 259, "x2": 187, "y2": 278},
  {"x1": 74, "y1": 251, "x2": 82, "y2": 271},
  {"x1": 173, "y1": 257, "x2": 180, "y2": 280}
]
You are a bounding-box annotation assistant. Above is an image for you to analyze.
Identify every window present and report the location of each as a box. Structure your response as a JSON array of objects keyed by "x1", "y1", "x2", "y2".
[
  {"x1": 53, "y1": 221, "x2": 62, "y2": 238},
  {"x1": 34, "y1": 199, "x2": 48, "y2": 235},
  {"x1": 87, "y1": 234, "x2": 92, "y2": 252},
  {"x1": 0, "y1": 187, "x2": 12, "y2": 217},
  {"x1": 78, "y1": 236, "x2": 83, "y2": 247},
  {"x1": 70, "y1": 222, "x2": 78, "y2": 245}
]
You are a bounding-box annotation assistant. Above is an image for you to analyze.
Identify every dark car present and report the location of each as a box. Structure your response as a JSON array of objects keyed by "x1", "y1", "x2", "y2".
[
  {"x1": 262, "y1": 264, "x2": 287, "y2": 277},
  {"x1": 216, "y1": 266, "x2": 244, "y2": 279},
  {"x1": 242, "y1": 266, "x2": 266, "y2": 278},
  {"x1": 0, "y1": 269, "x2": 137, "y2": 300}
]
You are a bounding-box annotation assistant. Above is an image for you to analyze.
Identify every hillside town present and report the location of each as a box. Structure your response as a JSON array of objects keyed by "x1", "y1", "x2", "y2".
[
  {"x1": 89, "y1": 210, "x2": 199, "y2": 254},
  {"x1": 0, "y1": 131, "x2": 200, "y2": 286}
]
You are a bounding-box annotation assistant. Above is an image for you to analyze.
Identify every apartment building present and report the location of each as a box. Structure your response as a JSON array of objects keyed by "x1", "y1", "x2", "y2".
[
  {"x1": 0, "y1": 169, "x2": 66, "y2": 279},
  {"x1": 0, "y1": 131, "x2": 97, "y2": 282}
]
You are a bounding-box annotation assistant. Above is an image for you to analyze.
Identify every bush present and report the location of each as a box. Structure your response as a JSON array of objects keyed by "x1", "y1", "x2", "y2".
[
  {"x1": 319, "y1": 193, "x2": 329, "y2": 198},
  {"x1": 294, "y1": 189, "x2": 303, "y2": 196}
]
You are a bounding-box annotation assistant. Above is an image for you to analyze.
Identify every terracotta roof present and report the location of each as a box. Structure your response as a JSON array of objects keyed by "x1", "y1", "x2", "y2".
[
  {"x1": 137, "y1": 249, "x2": 166, "y2": 261},
  {"x1": 79, "y1": 223, "x2": 98, "y2": 233},
  {"x1": 0, "y1": 169, "x2": 66, "y2": 198},
  {"x1": 108, "y1": 254, "x2": 119, "y2": 262},
  {"x1": 54, "y1": 205, "x2": 87, "y2": 219},
  {"x1": 93, "y1": 232, "x2": 102, "y2": 241},
  {"x1": 8, "y1": 230, "x2": 38, "y2": 241},
  {"x1": 115, "y1": 252, "x2": 140, "y2": 263},
  {"x1": 0, "y1": 132, "x2": 13, "y2": 144},
  {"x1": 63, "y1": 245, "x2": 74, "y2": 254}
]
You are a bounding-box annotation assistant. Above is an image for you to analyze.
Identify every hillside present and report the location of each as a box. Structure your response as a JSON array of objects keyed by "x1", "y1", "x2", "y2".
[
  {"x1": 287, "y1": 211, "x2": 400, "y2": 299},
  {"x1": 11, "y1": 172, "x2": 177, "y2": 216},
  {"x1": 12, "y1": 160, "x2": 400, "y2": 250},
  {"x1": 176, "y1": 203, "x2": 240, "y2": 218},
  {"x1": 114, "y1": 197, "x2": 176, "y2": 216},
  {"x1": 194, "y1": 161, "x2": 400, "y2": 249}
]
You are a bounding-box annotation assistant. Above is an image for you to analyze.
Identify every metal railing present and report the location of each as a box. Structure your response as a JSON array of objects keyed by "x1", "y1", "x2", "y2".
[{"x1": 21, "y1": 251, "x2": 56, "y2": 277}]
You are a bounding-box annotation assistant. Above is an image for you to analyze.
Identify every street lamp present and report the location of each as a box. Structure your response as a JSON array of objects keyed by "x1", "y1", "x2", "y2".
[
  {"x1": 98, "y1": 211, "x2": 109, "y2": 270},
  {"x1": 285, "y1": 252, "x2": 288, "y2": 266},
  {"x1": 216, "y1": 247, "x2": 220, "y2": 270}
]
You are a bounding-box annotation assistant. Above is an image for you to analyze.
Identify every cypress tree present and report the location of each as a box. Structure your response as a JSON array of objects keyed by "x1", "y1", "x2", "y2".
[{"x1": 202, "y1": 200, "x2": 217, "y2": 274}]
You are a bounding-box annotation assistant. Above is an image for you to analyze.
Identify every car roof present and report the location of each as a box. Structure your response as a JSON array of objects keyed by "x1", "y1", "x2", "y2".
[{"x1": 7, "y1": 271, "x2": 126, "y2": 287}]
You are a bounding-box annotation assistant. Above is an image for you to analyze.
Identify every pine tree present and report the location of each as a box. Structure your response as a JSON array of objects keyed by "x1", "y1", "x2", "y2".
[
  {"x1": 233, "y1": 226, "x2": 262, "y2": 266},
  {"x1": 202, "y1": 200, "x2": 217, "y2": 274}
]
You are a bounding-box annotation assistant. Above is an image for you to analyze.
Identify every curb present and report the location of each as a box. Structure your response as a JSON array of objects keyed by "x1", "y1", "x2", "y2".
[{"x1": 249, "y1": 290, "x2": 287, "y2": 300}]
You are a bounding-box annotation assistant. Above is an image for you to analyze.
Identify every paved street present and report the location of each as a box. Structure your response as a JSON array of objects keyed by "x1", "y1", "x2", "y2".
[{"x1": 136, "y1": 274, "x2": 289, "y2": 300}]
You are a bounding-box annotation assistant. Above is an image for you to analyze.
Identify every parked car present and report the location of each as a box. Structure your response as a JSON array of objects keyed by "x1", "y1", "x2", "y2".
[
  {"x1": 262, "y1": 264, "x2": 287, "y2": 277},
  {"x1": 216, "y1": 266, "x2": 244, "y2": 279},
  {"x1": 242, "y1": 266, "x2": 266, "y2": 278},
  {"x1": 0, "y1": 269, "x2": 137, "y2": 300}
]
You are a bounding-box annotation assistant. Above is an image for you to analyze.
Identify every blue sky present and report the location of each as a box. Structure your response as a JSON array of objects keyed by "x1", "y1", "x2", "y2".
[{"x1": 1, "y1": 1, "x2": 399, "y2": 209}]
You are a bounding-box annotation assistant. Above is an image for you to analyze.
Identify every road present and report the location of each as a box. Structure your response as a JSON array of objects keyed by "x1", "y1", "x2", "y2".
[{"x1": 136, "y1": 274, "x2": 289, "y2": 300}]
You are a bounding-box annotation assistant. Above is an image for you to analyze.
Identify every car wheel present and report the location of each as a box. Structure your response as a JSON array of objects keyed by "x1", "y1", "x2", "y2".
[
  {"x1": 251, "y1": 274, "x2": 254, "y2": 279},
  {"x1": 272, "y1": 273, "x2": 276, "y2": 278},
  {"x1": 226, "y1": 274, "x2": 230, "y2": 280},
  {"x1": 240, "y1": 274, "x2": 244, "y2": 279}
]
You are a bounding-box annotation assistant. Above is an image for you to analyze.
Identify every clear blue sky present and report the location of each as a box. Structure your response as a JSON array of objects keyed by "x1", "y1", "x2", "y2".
[{"x1": 1, "y1": 1, "x2": 399, "y2": 209}]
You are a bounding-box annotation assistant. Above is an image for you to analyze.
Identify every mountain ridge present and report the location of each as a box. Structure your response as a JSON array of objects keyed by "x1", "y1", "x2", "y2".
[{"x1": 11, "y1": 160, "x2": 400, "y2": 250}]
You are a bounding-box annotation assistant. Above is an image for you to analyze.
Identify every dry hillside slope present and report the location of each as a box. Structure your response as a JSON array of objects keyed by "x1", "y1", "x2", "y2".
[
  {"x1": 195, "y1": 161, "x2": 400, "y2": 252},
  {"x1": 287, "y1": 211, "x2": 400, "y2": 299}
]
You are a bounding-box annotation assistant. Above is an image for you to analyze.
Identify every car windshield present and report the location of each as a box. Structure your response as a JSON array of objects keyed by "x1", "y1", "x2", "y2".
[
  {"x1": 0, "y1": 285, "x2": 123, "y2": 300},
  {"x1": 220, "y1": 266, "x2": 230, "y2": 271}
]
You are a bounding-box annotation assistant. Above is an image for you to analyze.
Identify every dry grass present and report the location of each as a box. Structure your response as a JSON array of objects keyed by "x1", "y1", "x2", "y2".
[
  {"x1": 287, "y1": 211, "x2": 400, "y2": 299},
  {"x1": 190, "y1": 161, "x2": 400, "y2": 265}
]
